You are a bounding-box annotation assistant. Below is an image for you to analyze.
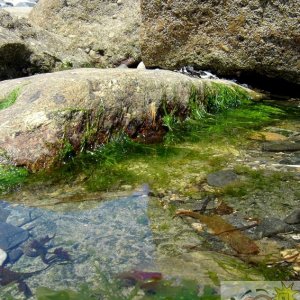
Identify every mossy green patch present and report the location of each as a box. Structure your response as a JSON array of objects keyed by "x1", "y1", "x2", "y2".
[
  {"x1": 18, "y1": 100, "x2": 296, "y2": 195},
  {"x1": 0, "y1": 87, "x2": 20, "y2": 110},
  {"x1": 0, "y1": 165, "x2": 29, "y2": 194},
  {"x1": 220, "y1": 166, "x2": 294, "y2": 198}
]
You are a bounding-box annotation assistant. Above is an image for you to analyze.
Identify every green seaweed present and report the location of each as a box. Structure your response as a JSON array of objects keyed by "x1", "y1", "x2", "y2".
[
  {"x1": 0, "y1": 165, "x2": 28, "y2": 194},
  {"x1": 0, "y1": 88, "x2": 20, "y2": 110}
]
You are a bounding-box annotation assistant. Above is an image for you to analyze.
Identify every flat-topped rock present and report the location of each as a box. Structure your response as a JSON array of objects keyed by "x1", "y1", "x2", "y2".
[{"x1": 0, "y1": 68, "x2": 262, "y2": 171}]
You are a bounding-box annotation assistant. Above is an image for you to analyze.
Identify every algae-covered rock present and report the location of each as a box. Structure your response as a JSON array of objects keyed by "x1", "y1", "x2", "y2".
[
  {"x1": 140, "y1": 0, "x2": 300, "y2": 85},
  {"x1": 0, "y1": 68, "x2": 261, "y2": 171},
  {"x1": 29, "y1": 0, "x2": 141, "y2": 68}
]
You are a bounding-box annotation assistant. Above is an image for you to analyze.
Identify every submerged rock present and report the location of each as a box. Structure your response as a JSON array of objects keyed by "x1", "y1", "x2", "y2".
[
  {"x1": 254, "y1": 217, "x2": 292, "y2": 238},
  {"x1": 207, "y1": 170, "x2": 238, "y2": 187},
  {"x1": 0, "y1": 68, "x2": 261, "y2": 171},
  {"x1": 0, "y1": 222, "x2": 29, "y2": 251},
  {"x1": 0, "y1": 248, "x2": 7, "y2": 266},
  {"x1": 284, "y1": 209, "x2": 300, "y2": 225},
  {"x1": 262, "y1": 141, "x2": 300, "y2": 152}
]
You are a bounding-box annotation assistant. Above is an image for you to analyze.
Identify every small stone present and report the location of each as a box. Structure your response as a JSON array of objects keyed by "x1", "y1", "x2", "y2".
[
  {"x1": 117, "y1": 0, "x2": 123, "y2": 5},
  {"x1": 207, "y1": 170, "x2": 238, "y2": 187},
  {"x1": 191, "y1": 222, "x2": 204, "y2": 233},
  {"x1": 137, "y1": 61, "x2": 146, "y2": 69},
  {"x1": 254, "y1": 217, "x2": 291, "y2": 238},
  {"x1": 0, "y1": 248, "x2": 7, "y2": 266},
  {"x1": 284, "y1": 209, "x2": 300, "y2": 224},
  {"x1": 89, "y1": 50, "x2": 97, "y2": 57},
  {"x1": 262, "y1": 141, "x2": 300, "y2": 152},
  {"x1": 7, "y1": 248, "x2": 23, "y2": 264}
]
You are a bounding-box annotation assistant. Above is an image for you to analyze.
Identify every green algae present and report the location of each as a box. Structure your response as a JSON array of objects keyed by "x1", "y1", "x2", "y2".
[
  {"x1": 0, "y1": 87, "x2": 20, "y2": 110},
  {"x1": 9, "y1": 100, "x2": 294, "y2": 197},
  {"x1": 0, "y1": 165, "x2": 28, "y2": 194}
]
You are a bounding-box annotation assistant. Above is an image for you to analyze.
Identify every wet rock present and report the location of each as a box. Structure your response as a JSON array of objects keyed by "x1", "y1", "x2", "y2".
[
  {"x1": 0, "y1": 69, "x2": 259, "y2": 171},
  {"x1": 254, "y1": 217, "x2": 292, "y2": 238},
  {"x1": 7, "y1": 248, "x2": 23, "y2": 264},
  {"x1": 284, "y1": 209, "x2": 300, "y2": 225},
  {"x1": 0, "y1": 207, "x2": 10, "y2": 222},
  {"x1": 0, "y1": 222, "x2": 29, "y2": 251},
  {"x1": 0, "y1": 248, "x2": 7, "y2": 266},
  {"x1": 262, "y1": 142, "x2": 300, "y2": 152},
  {"x1": 279, "y1": 155, "x2": 300, "y2": 165},
  {"x1": 207, "y1": 170, "x2": 238, "y2": 187}
]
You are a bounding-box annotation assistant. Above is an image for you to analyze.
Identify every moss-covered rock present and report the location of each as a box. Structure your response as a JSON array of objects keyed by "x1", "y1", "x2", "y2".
[{"x1": 0, "y1": 68, "x2": 262, "y2": 171}]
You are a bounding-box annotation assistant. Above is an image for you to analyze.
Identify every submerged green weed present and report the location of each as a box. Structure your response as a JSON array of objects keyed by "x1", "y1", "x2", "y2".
[
  {"x1": 0, "y1": 165, "x2": 28, "y2": 194},
  {"x1": 0, "y1": 87, "x2": 20, "y2": 110}
]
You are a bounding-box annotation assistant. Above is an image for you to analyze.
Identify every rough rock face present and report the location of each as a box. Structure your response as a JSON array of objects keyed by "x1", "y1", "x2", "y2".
[
  {"x1": 29, "y1": 0, "x2": 141, "y2": 68},
  {"x1": 0, "y1": 68, "x2": 259, "y2": 171},
  {"x1": 0, "y1": 10, "x2": 90, "y2": 80},
  {"x1": 140, "y1": 0, "x2": 300, "y2": 85}
]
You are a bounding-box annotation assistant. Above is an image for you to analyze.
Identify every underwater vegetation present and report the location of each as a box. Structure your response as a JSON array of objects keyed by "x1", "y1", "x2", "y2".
[{"x1": 0, "y1": 89, "x2": 295, "y2": 196}]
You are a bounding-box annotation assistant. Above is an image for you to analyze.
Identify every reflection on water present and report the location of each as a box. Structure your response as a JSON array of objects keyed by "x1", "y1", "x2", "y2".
[{"x1": 0, "y1": 185, "x2": 155, "y2": 297}]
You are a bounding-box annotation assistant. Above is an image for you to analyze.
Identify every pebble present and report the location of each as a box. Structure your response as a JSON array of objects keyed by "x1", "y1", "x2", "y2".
[
  {"x1": 206, "y1": 170, "x2": 238, "y2": 187},
  {"x1": 0, "y1": 248, "x2": 7, "y2": 266},
  {"x1": 137, "y1": 61, "x2": 146, "y2": 70},
  {"x1": 254, "y1": 217, "x2": 292, "y2": 238}
]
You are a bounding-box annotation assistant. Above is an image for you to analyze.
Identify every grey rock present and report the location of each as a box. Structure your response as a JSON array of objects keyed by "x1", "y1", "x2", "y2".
[
  {"x1": 29, "y1": 0, "x2": 141, "y2": 68},
  {"x1": 7, "y1": 247, "x2": 23, "y2": 263},
  {"x1": 0, "y1": 207, "x2": 10, "y2": 222},
  {"x1": 254, "y1": 217, "x2": 292, "y2": 238},
  {"x1": 0, "y1": 10, "x2": 90, "y2": 80},
  {"x1": 140, "y1": 0, "x2": 300, "y2": 85},
  {"x1": 207, "y1": 170, "x2": 238, "y2": 187},
  {"x1": 0, "y1": 222, "x2": 29, "y2": 251},
  {"x1": 262, "y1": 142, "x2": 300, "y2": 152},
  {"x1": 284, "y1": 209, "x2": 300, "y2": 225}
]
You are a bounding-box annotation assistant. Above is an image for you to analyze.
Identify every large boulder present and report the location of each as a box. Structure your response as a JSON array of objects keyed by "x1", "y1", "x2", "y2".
[
  {"x1": 140, "y1": 0, "x2": 300, "y2": 86},
  {"x1": 29, "y1": 0, "x2": 141, "y2": 68},
  {"x1": 0, "y1": 68, "x2": 261, "y2": 171},
  {"x1": 0, "y1": 10, "x2": 90, "y2": 80}
]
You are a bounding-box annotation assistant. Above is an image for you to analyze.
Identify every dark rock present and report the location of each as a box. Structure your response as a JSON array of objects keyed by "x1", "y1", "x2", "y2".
[
  {"x1": 7, "y1": 248, "x2": 23, "y2": 264},
  {"x1": 254, "y1": 217, "x2": 292, "y2": 238},
  {"x1": 284, "y1": 209, "x2": 300, "y2": 225},
  {"x1": 262, "y1": 142, "x2": 300, "y2": 152},
  {"x1": 0, "y1": 222, "x2": 29, "y2": 251},
  {"x1": 207, "y1": 170, "x2": 238, "y2": 187}
]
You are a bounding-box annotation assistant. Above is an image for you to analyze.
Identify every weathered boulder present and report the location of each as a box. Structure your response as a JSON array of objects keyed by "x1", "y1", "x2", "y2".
[
  {"x1": 0, "y1": 10, "x2": 90, "y2": 80},
  {"x1": 0, "y1": 68, "x2": 261, "y2": 171},
  {"x1": 29, "y1": 0, "x2": 141, "y2": 68},
  {"x1": 140, "y1": 0, "x2": 300, "y2": 86}
]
